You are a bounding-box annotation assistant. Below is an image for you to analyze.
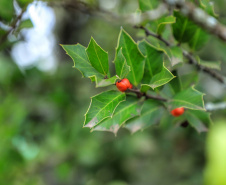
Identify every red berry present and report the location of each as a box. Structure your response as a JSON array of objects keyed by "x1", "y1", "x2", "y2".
[
  {"x1": 171, "y1": 107, "x2": 185, "y2": 117},
  {"x1": 116, "y1": 78, "x2": 131, "y2": 92},
  {"x1": 128, "y1": 84, "x2": 133, "y2": 89}
]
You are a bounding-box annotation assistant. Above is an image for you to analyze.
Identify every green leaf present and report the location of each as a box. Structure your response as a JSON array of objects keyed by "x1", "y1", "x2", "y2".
[
  {"x1": 172, "y1": 11, "x2": 197, "y2": 43},
  {"x1": 188, "y1": 28, "x2": 209, "y2": 51},
  {"x1": 138, "y1": 40, "x2": 174, "y2": 90},
  {"x1": 168, "y1": 86, "x2": 205, "y2": 110},
  {"x1": 0, "y1": 0, "x2": 14, "y2": 22},
  {"x1": 162, "y1": 46, "x2": 183, "y2": 66},
  {"x1": 113, "y1": 48, "x2": 130, "y2": 79},
  {"x1": 156, "y1": 16, "x2": 176, "y2": 35},
  {"x1": 125, "y1": 99, "x2": 164, "y2": 133},
  {"x1": 169, "y1": 71, "x2": 182, "y2": 94},
  {"x1": 185, "y1": 110, "x2": 211, "y2": 132},
  {"x1": 138, "y1": 0, "x2": 159, "y2": 12},
  {"x1": 61, "y1": 44, "x2": 118, "y2": 87},
  {"x1": 18, "y1": 19, "x2": 33, "y2": 30},
  {"x1": 84, "y1": 90, "x2": 126, "y2": 128},
  {"x1": 199, "y1": 0, "x2": 218, "y2": 17},
  {"x1": 17, "y1": 0, "x2": 33, "y2": 8},
  {"x1": 92, "y1": 96, "x2": 142, "y2": 134},
  {"x1": 180, "y1": 71, "x2": 199, "y2": 90},
  {"x1": 86, "y1": 37, "x2": 109, "y2": 76},
  {"x1": 116, "y1": 29, "x2": 145, "y2": 86},
  {"x1": 197, "y1": 57, "x2": 221, "y2": 71}
]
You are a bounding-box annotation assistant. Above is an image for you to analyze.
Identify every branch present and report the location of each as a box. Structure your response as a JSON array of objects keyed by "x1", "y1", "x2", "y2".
[
  {"x1": 163, "y1": 0, "x2": 226, "y2": 42},
  {"x1": 0, "y1": 9, "x2": 25, "y2": 45},
  {"x1": 135, "y1": 25, "x2": 225, "y2": 84},
  {"x1": 126, "y1": 88, "x2": 168, "y2": 102}
]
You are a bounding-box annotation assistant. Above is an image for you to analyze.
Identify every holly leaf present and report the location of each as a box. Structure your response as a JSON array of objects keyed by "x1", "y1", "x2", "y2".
[
  {"x1": 113, "y1": 48, "x2": 130, "y2": 79},
  {"x1": 125, "y1": 99, "x2": 164, "y2": 133},
  {"x1": 197, "y1": 57, "x2": 221, "y2": 71},
  {"x1": 92, "y1": 96, "x2": 142, "y2": 134},
  {"x1": 86, "y1": 37, "x2": 109, "y2": 76},
  {"x1": 168, "y1": 86, "x2": 205, "y2": 110},
  {"x1": 138, "y1": 40, "x2": 174, "y2": 90},
  {"x1": 138, "y1": 0, "x2": 159, "y2": 12},
  {"x1": 156, "y1": 16, "x2": 176, "y2": 35},
  {"x1": 172, "y1": 11, "x2": 197, "y2": 43},
  {"x1": 188, "y1": 28, "x2": 209, "y2": 51},
  {"x1": 185, "y1": 110, "x2": 212, "y2": 133},
  {"x1": 84, "y1": 90, "x2": 126, "y2": 128},
  {"x1": 199, "y1": 0, "x2": 218, "y2": 17},
  {"x1": 61, "y1": 44, "x2": 118, "y2": 87},
  {"x1": 162, "y1": 46, "x2": 183, "y2": 66},
  {"x1": 116, "y1": 29, "x2": 145, "y2": 86}
]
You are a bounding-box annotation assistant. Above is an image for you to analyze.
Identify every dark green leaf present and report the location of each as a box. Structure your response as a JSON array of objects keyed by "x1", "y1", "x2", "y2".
[
  {"x1": 84, "y1": 90, "x2": 126, "y2": 128},
  {"x1": 168, "y1": 86, "x2": 205, "y2": 110},
  {"x1": 17, "y1": 0, "x2": 33, "y2": 8},
  {"x1": 86, "y1": 37, "x2": 109, "y2": 76},
  {"x1": 113, "y1": 48, "x2": 130, "y2": 79},
  {"x1": 93, "y1": 96, "x2": 142, "y2": 134},
  {"x1": 0, "y1": 0, "x2": 14, "y2": 22},
  {"x1": 125, "y1": 99, "x2": 164, "y2": 133},
  {"x1": 116, "y1": 29, "x2": 145, "y2": 86}
]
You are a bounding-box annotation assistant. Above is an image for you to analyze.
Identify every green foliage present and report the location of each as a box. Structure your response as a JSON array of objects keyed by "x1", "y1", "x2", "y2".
[
  {"x1": 138, "y1": 0, "x2": 159, "y2": 12},
  {"x1": 0, "y1": 0, "x2": 14, "y2": 22}
]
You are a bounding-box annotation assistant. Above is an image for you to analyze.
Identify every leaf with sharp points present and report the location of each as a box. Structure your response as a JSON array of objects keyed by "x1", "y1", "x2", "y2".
[
  {"x1": 172, "y1": 11, "x2": 198, "y2": 43},
  {"x1": 185, "y1": 109, "x2": 212, "y2": 133},
  {"x1": 116, "y1": 29, "x2": 145, "y2": 86},
  {"x1": 114, "y1": 48, "x2": 130, "y2": 79},
  {"x1": 125, "y1": 99, "x2": 164, "y2": 133},
  {"x1": 162, "y1": 46, "x2": 183, "y2": 66},
  {"x1": 168, "y1": 86, "x2": 205, "y2": 110},
  {"x1": 138, "y1": 0, "x2": 159, "y2": 12},
  {"x1": 61, "y1": 44, "x2": 118, "y2": 87},
  {"x1": 92, "y1": 96, "x2": 142, "y2": 134},
  {"x1": 84, "y1": 90, "x2": 126, "y2": 128},
  {"x1": 86, "y1": 37, "x2": 109, "y2": 76},
  {"x1": 188, "y1": 28, "x2": 209, "y2": 51},
  {"x1": 138, "y1": 40, "x2": 174, "y2": 90}
]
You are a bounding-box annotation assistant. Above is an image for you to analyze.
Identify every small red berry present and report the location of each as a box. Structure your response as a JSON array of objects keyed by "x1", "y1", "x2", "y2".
[
  {"x1": 171, "y1": 107, "x2": 185, "y2": 117},
  {"x1": 128, "y1": 84, "x2": 133, "y2": 89},
  {"x1": 116, "y1": 78, "x2": 131, "y2": 92}
]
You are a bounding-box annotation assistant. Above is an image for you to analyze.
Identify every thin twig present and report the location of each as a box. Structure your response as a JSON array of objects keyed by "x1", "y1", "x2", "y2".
[
  {"x1": 126, "y1": 88, "x2": 168, "y2": 102},
  {"x1": 135, "y1": 26, "x2": 225, "y2": 84}
]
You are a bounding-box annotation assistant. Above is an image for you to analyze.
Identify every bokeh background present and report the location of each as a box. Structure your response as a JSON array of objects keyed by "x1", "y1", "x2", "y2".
[{"x1": 1, "y1": 0, "x2": 226, "y2": 184}]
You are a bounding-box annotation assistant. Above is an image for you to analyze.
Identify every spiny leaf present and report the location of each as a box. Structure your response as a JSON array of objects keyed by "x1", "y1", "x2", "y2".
[
  {"x1": 113, "y1": 48, "x2": 130, "y2": 79},
  {"x1": 116, "y1": 29, "x2": 145, "y2": 86},
  {"x1": 61, "y1": 44, "x2": 118, "y2": 87},
  {"x1": 84, "y1": 90, "x2": 126, "y2": 128},
  {"x1": 125, "y1": 99, "x2": 164, "y2": 133},
  {"x1": 86, "y1": 37, "x2": 109, "y2": 76},
  {"x1": 92, "y1": 96, "x2": 142, "y2": 134},
  {"x1": 168, "y1": 86, "x2": 205, "y2": 110}
]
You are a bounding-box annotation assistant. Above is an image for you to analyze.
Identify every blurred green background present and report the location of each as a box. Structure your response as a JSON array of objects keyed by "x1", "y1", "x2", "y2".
[{"x1": 0, "y1": 0, "x2": 226, "y2": 184}]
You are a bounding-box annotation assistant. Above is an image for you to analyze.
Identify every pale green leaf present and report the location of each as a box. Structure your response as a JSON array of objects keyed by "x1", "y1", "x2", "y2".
[
  {"x1": 156, "y1": 15, "x2": 176, "y2": 35},
  {"x1": 116, "y1": 29, "x2": 145, "y2": 86},
  {"x1": 84, "y1": 90, "x2": 126, "y2": 128},
  {"x1": 61, "y1": 44, "x2": 118, "y2": 87},
  {"x1": 93, "y1": 96, "x2": 142, "y2": 134},
  {"x1": 197, "y1": 57, "x2": 221, "y2": 71},
  {"x1": 199, "y1": 0, "x2": 218, "y2": 17},
  {"x1": 162, "y1": 46, "x2": 183, "y2": 66},
  {"x1": 86, "y1": 37, "x2": 109, "y2": 76},
  {"x1": 138, "y1": 0, "x2": 159, "y2": 12},
  {"x1": 168, "y1": 86, "x2": 205, "y2": 110},
  {"x1": 113, "y1": 48, "x2": 130, "y2": 79},
  {"x1": 125, "y1": 99, "x2": 164, "y2": 133},
  {"x1": 18, "y1": 19, "x2": 33, "y2": 30}
]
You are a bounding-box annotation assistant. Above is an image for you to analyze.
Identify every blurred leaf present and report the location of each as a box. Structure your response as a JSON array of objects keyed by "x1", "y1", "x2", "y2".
[
  {"x1": 168, "y1": 86, "x2": 205, "y2": 110},
  {"x1": 156, "y1": 15, "x2": 176, "y2": 35},
  {"x1": 18, "y1": 19, "x2": 33, "y2": 30},
  {"x1": 93, "y1": 96, "x2": 141, "y2": 134},
  {"x1": 113, "y1": 48, "x2": 130, "y2": 79},
  {"x1": 86, "y1": 37, "x2": 109, "y2": 76},
  {"x1": 197, "y1": 57, "x2": 221, "y2": 70},
  {"x1": 138, "y1": 40, "x2": 174, "y2": 90},
  {"x1": 0, "y1": 0, "x2": 14, "y2": 22},
  {"x1": 172, "y1": 11, "x2": 197, "y2": 43},
  {"x1": 180, "y1": 71, "x2": 199, "y2": 90},
  {"x1": 138, "y1": 0, "x2": 159, "y2": 12},
  {"x1": 116, "y1": 29, "x2": 145, "y2": 86},
  {"x1": 205, "y1": 123, "x2": 226, "y2": 185},
  {"x1": 199, "y1": 0, "x2": 218, "y2": 17},
  {"x1": 17, "y1": 0, "x2": 33, "y2": 8},
  {"x1": 188, "y1": 28, "x2": 209, "y2": 51},
  {"x1": 169, "y1": 71, "x2": 182, "y2": 94},
  {"x1": 125, "y1": 99, "x2": 164, "y2": 133},
  {"x1": 84, "y1": 90, "x2": 126, "y2": 128},
  {"x1": 162, "y1": 46, "x2": 183, "y2": 66},
  {"x1": 61, "y1": 44, "x2": 118, "y2": 87}
]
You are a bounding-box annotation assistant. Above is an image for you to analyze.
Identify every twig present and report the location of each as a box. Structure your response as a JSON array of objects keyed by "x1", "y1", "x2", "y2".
[
  {"x1": 0, "y1": 9, "x2": 25, "y2": 45},
  {"x1": 135, "y1": 26, "x2": 225, "y2": 84},
  {"x1": 126, "y1": 88, "x2": 168, "y2": 102}
]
